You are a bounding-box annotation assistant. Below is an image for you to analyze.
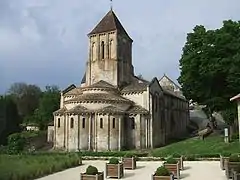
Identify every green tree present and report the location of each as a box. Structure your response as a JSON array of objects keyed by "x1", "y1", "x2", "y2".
[
  {"x1": 36, "y1": 85, "x2": 60, "y2": 129},
  {"x1": 178, "y1": 20, "x2": 240, "y2": 125},
  {"x1": 8, "y1": 83, "x2": 42, "y2": 119},
  {"x1": 0, "y1": 95, "x2": 21, "y2": 145}
]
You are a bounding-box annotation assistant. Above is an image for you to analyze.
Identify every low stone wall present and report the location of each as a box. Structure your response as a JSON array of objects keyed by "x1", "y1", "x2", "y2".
[{"x1": 81, "y1": 156, "x2": 220, "y2": 161}]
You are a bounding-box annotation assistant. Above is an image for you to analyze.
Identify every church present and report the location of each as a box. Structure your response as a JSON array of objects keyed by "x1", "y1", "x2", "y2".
[{"x1": 50, "y1": 10, "x2": 189, "y2": 151}]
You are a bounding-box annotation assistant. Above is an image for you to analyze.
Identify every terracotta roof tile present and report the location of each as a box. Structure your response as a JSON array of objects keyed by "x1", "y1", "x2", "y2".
[
  {"x1": 96, "y1": 105, "x2": 125, "y2": 114},
  {"x1": 66, "y1": 105, "x2": 89, "y2": 114},
  {"x1": 85, "y1": 80, "x2": 116, "y2": 89},
  {"x1": 65, "y1": 92, "x2": 131, "y2": 103},
  {"x1": 127, "y1": 105, "x2": 149, "y2": 114},
  {"x1": 121, "y1": 81, "x2": 149, "y2": 93},
  {"x1": 53, "y1": 107, "x2": 67, "y2": 115},
  {"x1": 64, "y1": 88, "x2": 82, "y2": 95}
]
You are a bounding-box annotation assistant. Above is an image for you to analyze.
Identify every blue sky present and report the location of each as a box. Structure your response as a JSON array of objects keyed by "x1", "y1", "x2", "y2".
[{"x1": 1, "y1": 0, "x2": 240, "y2": 94}]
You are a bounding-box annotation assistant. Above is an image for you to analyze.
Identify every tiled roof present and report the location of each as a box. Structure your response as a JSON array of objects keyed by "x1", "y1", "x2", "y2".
[
  {"x1": 62, "y1": 84, "x2": 76, "y2": 94},
  {"x1": 121, "y1": 81, "x2": 149, "y2": 93},
  {"x1": 65, "y1": 92, "x2": 131, "y2": 103},
  {"x1": 66, "y1": 105, "x2": 89, "y2": 114},
  {"x1": 96, "y1": 105, "x2": 125, "y2": 114},
  {"x1": 64, "y1": 88, "x2": 82, "y2": 95},
  {"x1": 53, "y1": 107, "x2": 67, "y2": 115},
  {"x1": 85, "y1": 80, "x2": 116, "y2": 89},
  {"x1": 88, "y1": 10, "x2": 132, "y2": 41},
  {"x1": 127, "y1": 105, "x2": 149, "y2": 114},
  {"x1": 162, "y1": 88, "x2": 186, "y2": 101}
]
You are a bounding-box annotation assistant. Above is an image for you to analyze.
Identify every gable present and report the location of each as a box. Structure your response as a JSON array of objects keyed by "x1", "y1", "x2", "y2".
[
  {"x1": 62, "y1": 84, "x2": 76, "y2": 95},
  {"x1": 149, "y1": 77, "x2": 163, "y2": 95},
  {"x1": 159, "y1": 75, "x2": 181, "y2": 91}
]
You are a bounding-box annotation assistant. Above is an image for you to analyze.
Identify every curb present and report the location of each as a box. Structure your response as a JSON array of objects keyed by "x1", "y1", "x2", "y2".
[{"x1": 81, "y1": 156, "x2": 220, "y2": 161}]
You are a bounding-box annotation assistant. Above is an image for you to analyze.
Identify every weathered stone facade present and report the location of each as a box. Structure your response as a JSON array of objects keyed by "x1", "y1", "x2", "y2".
[{"x1": 51, "y1": 10, "x2": 189, "y2": 151}]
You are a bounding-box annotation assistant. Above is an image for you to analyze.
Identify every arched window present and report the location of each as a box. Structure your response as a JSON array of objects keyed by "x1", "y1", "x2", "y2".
[
  {"x1": 101, "y1": 41, "x2": 105, "y2": 59},
  {"x1": 58, "y1": 118, "x2": 60, "y2": 128},
  {"x1": 131, "y1": 117, "x2": 135, "y2": 129},
  {"x1": 112, "y1": 118, "x2": 115, "y2": 128},
  {"x1": 82, "y1": 118, "x2": 85, "y2": 129},
  {"x1": 92, "y1": 42, "x2": 96, "y2": 61},
  {"x1": 70, "y1": 118, "x2": 74, "y2": 128},
  {"x1": 109, "y1": 39, "x2": 113, "y2": 58},
  {"x1": 100, "y1": 118, "x2": 103, "y2": 128}
]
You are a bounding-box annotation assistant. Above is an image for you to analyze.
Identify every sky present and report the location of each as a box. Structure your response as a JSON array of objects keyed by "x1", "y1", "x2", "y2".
[{"x1": 1, "y1": 0, "x2": 240, "y2": 94}]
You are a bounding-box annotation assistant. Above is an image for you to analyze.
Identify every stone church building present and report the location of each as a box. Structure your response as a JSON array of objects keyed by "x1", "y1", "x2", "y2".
[{"x1": 51, "y1": 10, "x2": 189, "y2": 151}]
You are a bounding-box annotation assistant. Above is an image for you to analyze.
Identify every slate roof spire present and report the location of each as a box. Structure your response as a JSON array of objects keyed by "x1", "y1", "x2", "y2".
[{"x1": 88, "y1": 10, "x2": 132, "y2": 41}]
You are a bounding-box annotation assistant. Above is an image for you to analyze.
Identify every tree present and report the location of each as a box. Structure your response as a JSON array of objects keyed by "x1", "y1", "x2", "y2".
[
  {"x1": 8, "y1": 83, "x2": 42, "y2": 119},
  {"x1": 36, "y1": 85, "x2": 60, "y2": 129},
  {"x1": 178, "y1": 20, "x2": 240, "y2": 125},
  {"x1": 0, "y1": 95, "x2": 21, "y2": 145}
]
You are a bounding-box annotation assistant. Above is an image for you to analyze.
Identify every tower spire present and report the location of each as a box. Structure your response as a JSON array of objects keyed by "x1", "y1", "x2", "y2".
[{"x1": 110, "y1": 0, "x2": 113, "y2": 10}]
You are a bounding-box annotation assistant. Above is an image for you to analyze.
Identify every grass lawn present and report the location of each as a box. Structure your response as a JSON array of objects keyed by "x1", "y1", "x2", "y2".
[
  {"x1": 151, "y1": 135, "x2": 240, "y2": 157},
  {"x1": 0, "y1": 153, "x2": 81, "y2": 180}
]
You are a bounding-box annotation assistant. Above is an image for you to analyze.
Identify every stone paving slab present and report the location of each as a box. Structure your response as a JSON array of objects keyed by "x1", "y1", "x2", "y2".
[{"x1": 36, "y1": 160, "x2": 226, "y2": 180}]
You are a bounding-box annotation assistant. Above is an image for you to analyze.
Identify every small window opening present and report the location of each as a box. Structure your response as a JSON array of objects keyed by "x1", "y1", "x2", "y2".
[
  {"x1": 101, "y1": 41, "x2": 105, "y2": 59},
  {"x1": 131, "y1": 118, "x2": 135, "y2": 129},
  {"x1": 70, "y1": 118, "x2": 74, "y2": 128},
  {"x1": 100, "y1": 118, "x2": 103, "y2": 128},
  {"x1": 112, "y1": 118, "x2": 115, "y2": 128},
  {"x1": 82, "y1": 118, "x2": 85, "y2": 129},
  {"x1": 58, "y1": 118, "x2": 60, "y2": 128}
]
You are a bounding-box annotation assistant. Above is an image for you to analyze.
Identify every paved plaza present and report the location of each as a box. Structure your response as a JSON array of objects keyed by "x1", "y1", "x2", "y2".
[{"x1": 37, "y1": 160, "x2": 226, "y2": 180}]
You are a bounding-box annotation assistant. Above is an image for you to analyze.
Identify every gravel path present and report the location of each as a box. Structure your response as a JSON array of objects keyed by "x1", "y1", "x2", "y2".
[{"x1": 36, "y1": 160, "x2": 226, "y2": 180}]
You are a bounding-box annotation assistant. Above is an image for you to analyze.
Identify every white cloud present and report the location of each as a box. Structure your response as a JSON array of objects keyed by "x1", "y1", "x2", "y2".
[{"x1": 1, "y1": 0, "x2": 240, "y2": 93}]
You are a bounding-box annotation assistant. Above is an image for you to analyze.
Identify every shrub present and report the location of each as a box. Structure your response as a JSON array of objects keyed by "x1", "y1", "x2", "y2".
[
  {"x1": 7, "y1": 133, "x2": 26, "y2": 154},
  {"x1": 229, "y1": 154, "x2": 240, "y2": 162},
  {"x1": 109, "y1": 157, "x2": 119, "y2": 164},
  {"x1": 172, "y1": 153, "x2": 181, "y2": 158},
  {"x1": 124, "y1": 153, "x2": 135, "y2": 158},
  {"x1": 231, "y1": 133, "x2": 239, "y2": 140},
  {"x1": 86, "y1": 165, "x2": 98, "y2": 175},
  {"x1": 221, "y1": 152, "x2": 231, "y2": 157},
  {"x1": 165, "y1": 157, "x2": 177, "y2": 164},
  {"x1": 155, "y1": 166, "x2": 170, "y2": 176},
  {"x1": 185, "y1": 155, "x2": 196, "y2": 161}
]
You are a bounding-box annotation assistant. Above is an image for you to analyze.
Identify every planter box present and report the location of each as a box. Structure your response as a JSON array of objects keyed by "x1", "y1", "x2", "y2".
[
  {"x1": 151, "y1": 173, "x2": 174, "y2": 180},
  {"x1": 220, "y1": 155, "x2": 229, "y2": 170},
  {"x1": 105, "y1": 163, "x2": 124, "y2": 179},
  {"x1": 164, "y1": 162, "x2": 180, "y2": 179},
  {"x1": 225, "y1": 161, "x2": 240, "y2": 179},
  {"x1": 80, "y1": 172, "x2": 104, "y2": 180},
  {"x1": 232, "y1": 170, "x2": 240, "y2": 180},
  {"x1": 174, "y1": 156, "x2": 183, "y2": 170},
  {"x1": 122, "y1": 157, "x2": 136, "y2": 170}
]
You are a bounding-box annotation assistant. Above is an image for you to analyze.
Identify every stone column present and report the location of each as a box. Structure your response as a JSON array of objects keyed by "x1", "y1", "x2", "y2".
[
  {"x1": 65, "y1": 115, "x2": 67, "y2": 150},
  {"x1": 118, "y1": 116, "x2": 122, "y2": 151},
  {"x1": 54, "y1": 116, "x2": 56, "y2": 148},
  {"x1": 95, "y1": 113, "x2": 97, "y2": 151},
  {"x1": 88, "y1": 115, "x2": 92, "y2": 150},
  {"x1": 150, "y1": 117, "x2": 153, "y2": 148},
  {"x1": 108, "y1": 115, "x2": 110, "y2": 150},
  {"x1": 145, "y1": 118, "x2": 148, "y2": 148}
]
